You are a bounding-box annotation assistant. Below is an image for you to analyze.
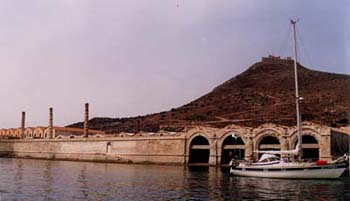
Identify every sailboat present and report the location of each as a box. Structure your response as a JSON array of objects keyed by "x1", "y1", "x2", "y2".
[{"x1": 229, "y1": 20, "x2": 349, "y2": 179}]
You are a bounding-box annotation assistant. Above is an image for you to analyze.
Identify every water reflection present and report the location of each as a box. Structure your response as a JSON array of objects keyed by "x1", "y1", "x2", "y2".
[
  {"x1": 14, "y1": 160, "x2": 23, "y2": 196},
  {"x1": 76, "y1": 165, "x2": 89, "y2": 200},
  {"x1": 43, "y1": 160, "x2": 53, "y2": 199},
  {"x1": 0, "y1": 159, "x2": 348, "y2": 200}
]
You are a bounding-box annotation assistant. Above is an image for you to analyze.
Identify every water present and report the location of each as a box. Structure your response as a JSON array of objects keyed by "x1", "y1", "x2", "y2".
[{"x1": 0, "y1": 159, "x2": 349, "y2": 201}]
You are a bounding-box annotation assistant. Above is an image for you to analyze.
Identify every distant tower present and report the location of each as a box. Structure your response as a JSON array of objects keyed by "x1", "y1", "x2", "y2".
[
  {"x1": 21, "y1": 111, "x2": 25, "y2": 139},
  {"x1": 49, "y1": 107, "x2": 53, "y2": 139},
  {"x1": 83, "y1": 103, "x2": 89, "y2": 138}
]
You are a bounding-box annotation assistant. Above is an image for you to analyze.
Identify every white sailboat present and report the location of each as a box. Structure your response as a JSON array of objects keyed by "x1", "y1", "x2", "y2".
[{"x1": 230, "y1": 20, "x2": 349, "y2": 179}]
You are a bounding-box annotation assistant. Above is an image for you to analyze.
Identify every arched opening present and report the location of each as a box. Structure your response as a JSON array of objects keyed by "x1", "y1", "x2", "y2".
[
  {"x1": 221, "y1": 134, "x2": 245, "y2": 164},
  {"x1": 106, "y1": 141, "x2": 112, "y2": 153},
  {"x1": 34, "y1": 129, "x2": 43, "y2": 139},
  {"x1": 258, "y1": 136, "x2": 281, "y2": 158},
  {"x1": 14, "y1": 130, "x2": 21, "y2": 139},
  {"x1": 294, "y1": 135, "x2": 319, "y2": 161},
  {"x1": 189, "y1": 136, "x2": 210, "y2": 164}
]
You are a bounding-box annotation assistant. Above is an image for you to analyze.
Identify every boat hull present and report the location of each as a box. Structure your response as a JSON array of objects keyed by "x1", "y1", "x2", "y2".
[{"x1": 230, "y1": 164, "x2": 347, "y2": 179}]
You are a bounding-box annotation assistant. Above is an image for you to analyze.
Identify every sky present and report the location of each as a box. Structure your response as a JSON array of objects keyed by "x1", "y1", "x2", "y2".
[{"x1": 0, "y1": 0, "x2": 348, "y2": 128}]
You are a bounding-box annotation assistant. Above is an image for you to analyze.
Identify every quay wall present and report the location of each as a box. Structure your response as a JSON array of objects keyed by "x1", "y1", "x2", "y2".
[{"x1": 0, "y1": 137, "x2": 186, "y2": 165}]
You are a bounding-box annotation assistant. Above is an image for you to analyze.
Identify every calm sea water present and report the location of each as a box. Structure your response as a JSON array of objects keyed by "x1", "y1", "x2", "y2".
[{"x1": 0, "y1": 159, "x2": 349, "y2": 201}]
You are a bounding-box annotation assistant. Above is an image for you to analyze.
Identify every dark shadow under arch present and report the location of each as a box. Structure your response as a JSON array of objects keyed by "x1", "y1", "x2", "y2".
[
  {"x1": 221, "y1": 135, "x2": 245, "y2": 164},
  {"x1": 189, "y1": 136, "x2": 210, "y2": 164},
  {"x1": 294, "y1": 135, "x2": 319, "y2": 161},
  {"x1": 258, "y1": 136, "x2": 281, "y2": 158}
]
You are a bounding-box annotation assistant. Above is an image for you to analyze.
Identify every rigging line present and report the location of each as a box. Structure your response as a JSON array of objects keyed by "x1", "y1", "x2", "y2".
[
  {"x1": 345, "y1": 19, "x2": 350, "y2": 73},
  {"x1": 296, "y1": 25, "x2": 314, "y2": 69},
  {"x1": 277, "y1": 24, "x2": 292, "y2": 57}
]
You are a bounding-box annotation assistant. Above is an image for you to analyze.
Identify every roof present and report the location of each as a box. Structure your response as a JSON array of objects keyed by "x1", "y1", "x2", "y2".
[{"x1": 258, "y1": 154, "x2": 279, "y2": 162}]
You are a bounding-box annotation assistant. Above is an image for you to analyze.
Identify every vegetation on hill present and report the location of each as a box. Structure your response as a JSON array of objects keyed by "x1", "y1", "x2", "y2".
[{"x1": 68, "y1": 59, "x2": 350, "y2": 133}]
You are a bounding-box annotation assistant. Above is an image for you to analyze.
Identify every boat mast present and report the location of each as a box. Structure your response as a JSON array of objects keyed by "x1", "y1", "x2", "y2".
[{"x1": 291, "y1": 20, "x2": 303, "y2": 161}]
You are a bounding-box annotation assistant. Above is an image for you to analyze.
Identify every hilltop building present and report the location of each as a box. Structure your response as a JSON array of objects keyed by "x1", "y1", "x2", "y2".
[{"x1": 261, "y1": 55, "x2": 293, "y2": 63}]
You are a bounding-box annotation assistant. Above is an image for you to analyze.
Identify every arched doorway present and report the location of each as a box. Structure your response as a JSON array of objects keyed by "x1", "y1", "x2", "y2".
[
  {"x1": 221, "y1": 135, "x2": 245, "y2": 164},
  {"x1": 294, "y1": 135, "x2": 319, "y2": 161},
  {"x1": 188, "y1": 136, "x2": 210, "y2": 164},
  {"x1": 258, "y1": 136, "x2": 281, "y2": 158}
]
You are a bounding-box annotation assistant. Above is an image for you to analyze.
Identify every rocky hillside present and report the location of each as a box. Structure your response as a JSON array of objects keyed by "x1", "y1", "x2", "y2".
[{"x1": 68, "y1": 57, "x2": 350, "y2": 133}]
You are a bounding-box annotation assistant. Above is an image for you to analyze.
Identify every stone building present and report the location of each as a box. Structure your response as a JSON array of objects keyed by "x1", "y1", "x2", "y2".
[
  {"x1": 0, "y1": 126, "x2": 105, "y2": 139},
  {"x1": 0, "y1": 121, "x2": 348, "y2": 166},
  {"x1": 261, "y1": 55, "x2": 293, "y2": 63},
  {"x1": 184, "y1": 121, "x2": 345, "y2": 165}
]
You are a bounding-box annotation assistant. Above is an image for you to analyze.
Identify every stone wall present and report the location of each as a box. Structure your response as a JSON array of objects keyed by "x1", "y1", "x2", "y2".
[{"x1": 0, "y1": 137, "x2": 186, "y2": 165}]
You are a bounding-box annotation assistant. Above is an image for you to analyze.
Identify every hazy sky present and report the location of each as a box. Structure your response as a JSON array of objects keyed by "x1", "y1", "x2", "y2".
[{"x1": 0, "y1": 0, "x2": 348, "y2": 128}]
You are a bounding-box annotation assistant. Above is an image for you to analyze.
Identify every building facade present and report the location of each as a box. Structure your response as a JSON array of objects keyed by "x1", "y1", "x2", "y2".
[
  {"x1": 0, "y1": 126, "x2": 105, "y2": 139},
  {"x1": 0, "y1": 121, "x2": 348, "y2": 166}
]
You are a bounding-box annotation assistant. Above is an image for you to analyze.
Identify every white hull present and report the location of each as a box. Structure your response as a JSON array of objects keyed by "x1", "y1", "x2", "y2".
[{"x1": 230, "y1": 164, "x2": 347, "y2": 179}]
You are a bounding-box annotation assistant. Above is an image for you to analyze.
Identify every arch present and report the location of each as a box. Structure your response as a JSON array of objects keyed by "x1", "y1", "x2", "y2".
[
  {"x1": 0, "y1": 129, "x2": 5, "y2": 138},
  {"x1": 290, "y1": 128, "x2": 322, "y2": 147},
  {"x1": 106, "y1": 141, "x2": 112, "y2": 153},
  {"x1": 292, "y1": 134, "x2": 320, "y2": 161},
  {"x1": 33, "y1": 128, "x2": 44, "y2": 139},
  {"x1": 14, "y1": 129, "x2": 22, "y2": 138},
  {"x1": 257, "y1": 135, "x2": 281, "y2": 158},
  {"x1": 43, "y1": 128, "x2": 51, "y2": 139},
  {"x1": 188, "y1": 135, "x2": 210, "y2": 164},
  {"x1": 255, "y1": 128, "x2": 281, "y2": 140},
  {"x1": 254, "y1": 128, "x2": 282, "y2": 149},
  {"x1": 220, "y1": 133, "x2": 246, "y2": 164},
  {"x1": 24, "y1": 128, "x2": 34, "y2": 139},
  {"x1": 6, "y1": 129, "x2": 15, "y2": 138},
  {"x1": 217, "y1": 130, "x2": 247, "y2": 147},
  {"x1": 187, "y1": 130, "x2": 210, "y2": 142}
]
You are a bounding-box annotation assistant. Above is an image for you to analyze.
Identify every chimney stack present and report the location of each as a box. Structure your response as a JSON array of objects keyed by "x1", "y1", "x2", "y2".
[
  {"x1": 21, "y1": 111, "x2": 25, "y2": 139},
  {"x1": 49, "y1": 107, "x2": 53, "y2": 138},
  {"x1": 137, "y1": 119, "x2": 140, "y2": 133},
  {"x1": 83, "y1": 103, "x2": 89, "y2": 138}
]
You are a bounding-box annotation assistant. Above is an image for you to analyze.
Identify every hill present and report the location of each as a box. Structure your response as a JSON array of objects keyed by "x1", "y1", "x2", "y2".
[{"x1": 68, "y1": 56, "x2": 350, "y2": 133}]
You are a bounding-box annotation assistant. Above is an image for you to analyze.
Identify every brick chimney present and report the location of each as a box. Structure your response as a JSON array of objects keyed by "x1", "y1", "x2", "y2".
[
  {"x1": 83, "y1": 103, "x2": 89, "y2": 138},
  {"x1": 21, "y1": 111, "x2": 25, "y2": 139},
  {"x1": 49, "y1": 107, "x2": 53, "y2": 138}
]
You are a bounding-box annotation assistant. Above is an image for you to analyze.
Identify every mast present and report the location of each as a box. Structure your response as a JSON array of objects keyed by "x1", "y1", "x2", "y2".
[{"x1": 291, "y1": 20, "x2": 303, "y2": 161}]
